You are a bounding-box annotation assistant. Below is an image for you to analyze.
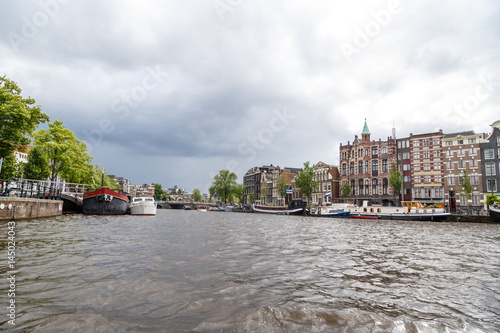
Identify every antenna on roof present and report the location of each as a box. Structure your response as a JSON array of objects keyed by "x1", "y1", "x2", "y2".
[{"x1": 392, "y1": 120, "x2": 396, "y2": 139}]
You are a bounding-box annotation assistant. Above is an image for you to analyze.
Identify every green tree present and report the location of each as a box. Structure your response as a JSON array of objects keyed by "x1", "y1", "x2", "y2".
[
  {"x1": 0, "y1": 76, "x2": 49, "y2": 160},
  {"x1": 276, "y1": 174, "x2": 289, "y2": 205},
  {"x1": 341, "y1": 181, "x2": 351, "y2": 200},
  {"x1": 24, "y1": 145, "x2": 50, "y2": 180},
  {"x1": 260, "y1": 182, "x2": 269, "y2": 203},
  {"x1": 486, "y1": 194, "x2": 500, "y2": 206},
  {"x1": 389, "y1": 161, "x2": 403, "y2": 204},
  {"x1": 86, "y1": 165, "x2": 118, "y2": 189},
  {"x1": 295, "y1": 161, "x2": 318, "y2": 206},
  {"x1": 248, "y1": 188, "x2": 255, "y2": 205},
  {"x1": 0, "y1": 153, "x2": 22, "y2": 179},
  {"x1": 34, "y1": 120, "x2": 93, "y2": 183},
  {"x1": 152, "y1": 183, "x2": 166, "y2": 201},
  {"x1": 192, "y1": 188, "x2": 202, "y2": 202},
  {"x1": 460, "y1": 169, "x2": 472, "y2": 215},
  {"x1": 209, "y1": 169, "x2": 238, "y2": 204},
  {"x1": 233, "y1": 183, "x2": 244, "y2": 204}
]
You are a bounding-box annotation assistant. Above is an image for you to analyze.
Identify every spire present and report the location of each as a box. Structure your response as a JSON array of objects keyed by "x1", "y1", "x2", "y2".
[{"x1": 361, "y1": 118, "x2": 370, "y2": 135}]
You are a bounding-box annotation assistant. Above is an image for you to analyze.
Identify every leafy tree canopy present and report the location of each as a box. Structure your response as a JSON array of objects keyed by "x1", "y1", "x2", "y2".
[
  {"x1": 389, "y1": 161, "x2": 402, "y2": 201},
  {"x1": 24, "y1": 144, "x2": 50, "y2": 180},
  {"x1": 341, "y1": 181, "x2": 351, "y2": 199},
  {"x1": 192, "y1": 188, "x2": 202, "y2": 202},
  {"x1": 295, "y1": 161, "x2": 317, "y2": 205},
  {"x1": 209, "y1": 169, "x2": 238, "y2": 204},
  {"x1": 0, "y1": 76, "x2": 49, "y2": 159}
]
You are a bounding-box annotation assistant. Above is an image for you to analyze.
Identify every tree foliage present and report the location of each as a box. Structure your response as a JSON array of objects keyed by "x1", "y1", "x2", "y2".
[
  {"x1": 88, "y1": 165, "x2": 118, "y2": 189},
  {"x1": 209, "y1": 169, "x2": 238, "y2": 204},
  {"x1": 33, "y1": 120, "x2": 93, "y2": 183},
  {"x1": 233, "y1": 183, "x2": 244, "y2": 204},
  {"x1": 276, "y1": 174, "x2": 289, "y2": 205},
  {"x1": 389, "y1": 161, "x2": 402, "y2": 202},
  {"x1": 192, "y1": 188, "x2": 202, "y2": 202},
  {"x1": 486, "y1": 194, "x2": 500, "y2": 206},
  {"x1": 0, "y1": 76, "x2": 49, "y2": 160},
  {"x1": 341, "y1": 181, "x2": 351, "y2": 199},
  {"x1": 152, "y1": 183, "x2": 166, "y2": 201},
  {"x1": 24, "y1": 145, "x2": 50, "y2": 180},
  {"x1": 295, "y1": 161, "x2": 317, "y2": 205},
  {"x1": 0, "y1": 153, "x2": 22, "y2": 179},
  {"x1": 460, "y1": 169, "x2": 472, "y2": 215}
]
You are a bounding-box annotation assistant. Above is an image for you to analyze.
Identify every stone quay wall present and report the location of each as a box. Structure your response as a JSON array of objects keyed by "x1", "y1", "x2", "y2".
[{"x1": 0, "y1": 197, "x2": 63, "y2": 221}]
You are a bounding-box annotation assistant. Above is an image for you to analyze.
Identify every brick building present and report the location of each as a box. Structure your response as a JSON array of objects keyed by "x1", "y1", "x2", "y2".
[{"x1": 339, "y1": 120, "x2": 398, "y2": 206}]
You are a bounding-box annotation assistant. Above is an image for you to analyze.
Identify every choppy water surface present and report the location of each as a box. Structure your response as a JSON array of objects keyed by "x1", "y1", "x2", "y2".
[{"x1": 1, "y1": 210, "x2": 499, "y2": 332}]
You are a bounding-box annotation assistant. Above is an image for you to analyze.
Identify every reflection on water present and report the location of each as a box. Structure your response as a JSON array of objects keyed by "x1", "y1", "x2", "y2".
[{"x1": 1, "y1": 210, "x2": 499, "y2": 332}]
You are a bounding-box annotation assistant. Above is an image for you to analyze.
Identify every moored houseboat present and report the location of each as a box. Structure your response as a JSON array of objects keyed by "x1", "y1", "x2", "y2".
[
  {"x1": 83, "y1": 187, "x2": 129, "y2": 215},
  {"x1": 340, "y1": 201, "x2": 451, "y2": 221},
  {"x1": 252, "y1": 200, "x2": 307, "y2": 215},
  {"x1": 310, "y1": 206, "x2": 350, "y2": 217}
]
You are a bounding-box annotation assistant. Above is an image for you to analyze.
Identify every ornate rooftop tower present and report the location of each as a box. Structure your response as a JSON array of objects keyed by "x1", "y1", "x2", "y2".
[{"x1": 361, "y1": 118, "x2": 371, "y2": 142}]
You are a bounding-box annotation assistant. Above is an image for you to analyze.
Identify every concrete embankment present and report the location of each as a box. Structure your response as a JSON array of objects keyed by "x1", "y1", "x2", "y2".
[{"x1": 0, "y1": 197, "x2": 63, "y2": 221}]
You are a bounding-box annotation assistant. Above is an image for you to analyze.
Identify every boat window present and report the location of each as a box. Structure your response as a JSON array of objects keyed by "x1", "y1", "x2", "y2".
[
  {"x1": 377, "y1": 208, "x2": 381, "y2": 213},
  {"x1": 364, "y1": 208, "x2": 367, "y2": 212},
  {"x1": 146, "y1": 198, "x2": 154, "y2": 202},
  {"x1": 370, "y1": 208, "x2": 374, "y2": 212}
]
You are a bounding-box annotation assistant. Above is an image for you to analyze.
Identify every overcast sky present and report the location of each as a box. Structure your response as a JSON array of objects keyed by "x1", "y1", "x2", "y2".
[{"x1": 1, "y1": 0, "x2": 499, "y2": 193}]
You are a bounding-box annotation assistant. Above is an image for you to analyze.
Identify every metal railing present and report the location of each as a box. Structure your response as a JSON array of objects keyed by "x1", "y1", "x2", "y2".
[{"x1": 0, "y1": 179, "x2": 91, "y2": 201}]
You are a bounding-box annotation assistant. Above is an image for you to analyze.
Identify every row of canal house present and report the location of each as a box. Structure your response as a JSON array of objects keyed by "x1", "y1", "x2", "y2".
[
  {"x1": 243, "y1": 119, "x2": 500, "y2": 213},
  {"x1": 340, "y1": 119, "x2": 500, "y2": 213}
]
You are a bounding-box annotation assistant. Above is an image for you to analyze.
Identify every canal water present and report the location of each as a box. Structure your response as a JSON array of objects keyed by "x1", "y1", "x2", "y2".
[{"x1": 1, "y1": 210, "x2": 499, "y2": 332}]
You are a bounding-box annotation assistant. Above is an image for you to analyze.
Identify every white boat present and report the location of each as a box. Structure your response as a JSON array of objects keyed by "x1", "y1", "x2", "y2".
[
  {"x1": 252, "y1": 200, "x2": 307, "y2": 215},
  {"x1": 310, "y1": 206, "x2": 350, "y2": 217},
  {"x1": 129, "y1": 197, "x2": 157, "y2": 215},
  {"x1": 339, "y1": 201, "x2": 451, "y2": 221}
]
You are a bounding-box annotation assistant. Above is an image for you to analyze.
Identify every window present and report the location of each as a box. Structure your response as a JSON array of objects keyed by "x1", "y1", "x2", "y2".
[
  {"x1": 470, "y1": 173, "x2": 479, "y2": 185},
  {"x1": 435, "y1": 175, "x2": 442, "y2": 183},
  {"x1": 448, "y1": 175, "x2": 456, "y2": 186},
  {"x1": 383, "y1": 178, "x2": 389, "y2": 195},
  {"x1": 446, "y1": 150, "x2": 454, "y2": 158},
  {"x1": 382, "y1": 159, "x2": 388, "y2": 173},
  {"x1": 359, "y1": 179, "x2": 364, "y2": 195},
  {"x1": 485, "y1": 149, "x2": 494, "y2": 159},
  {"x1": 457, "y1": 149, "x2": 465, "y2": 156},
  {"x1": 358, "y1": 161, "x2": 363, "y2": 174},
  {"x1": 372, "y1": 160, "x2": 378, "y2": 172},
  {"x1": 350, "y1": 162, "x2": 355, "y2": 175},
  {"x1": 434, "y1": 150, "x2": 440, "y2": 158},
  {"x1": 414, "y1": 140, "x2": 420, "y2": 147},
  {"x1": 422, "y1": 138, "x2": 429, "y2": 146},
  {"x1": 423, "y1": 151, "x2": 430, "y2": 158},
  {"x1": 372, "y1": 147, "x2": 378, "y2": 157},
  {"x1": 470, "y1": 159, "x2": 478, "y2": 168},
  {"x1": 342, "y1": 163, "x2": 347, "y2": 176},
  {"x1": 415, "y1": 176, "x2": 421, "y2": 183},
  {"x1": 472, "y1": 191, "x2": 480, "y2": 205},
  {"x1": 404, "y1": 175, "x2": 411, "y2": 182},
  {"x1": 457, "y1": 160, "x2": 465, "y2": 169},
  {"x1": 372, "y1": 179, "x2": 378, "y2": 194},
  {"x1": 424, "y1": 175, "x2": 431, "y2": 183},
  {"x1": 445, "y1": 141, "x2": 453, "y2": 146},
  {"x1": 486, "y1": 162, "x2": 496, "y2": 176},
  {"x1": 403, "y1": 152, "x2": 410, "y2": 159},
  {"x1": 446, "y1": 161, "x2": 453, "y2": 169},
  {"x1": 434, "y1": 162, "x2": 441, "y2": 170},
  {"x1": 365, "y1": 161, "x2": 369, "y2": 173},
  {"x1": 469, "y1": 147, "x2": 477, "y2": 155},
  {"x1": 415, "y1": 164, "x2": 421, "y2": 171},
  {"x1": 497, "y1": 137, "x2": 500, "y2": 145},
  {"x1": 433, "y1": 138, "x2": 441, "y2": 146},
  {"x1": 468, "y1": 138, "x2": 476, "y2": 144},
  {"x1": 403, "y1": 164, "x2": 410, "y2": 171},
  {"x1": 457, "y1": 139, "x2": 464, "y2": 144},
  {"x1": 424, "y1": 163, "x2": 431, "y2": 170},
  {"x1": 414, "y1": 151, "x2": 420, "y2": 159},
  {"x1": 381, "y1": 146, "x2": 388, "y2": 154},
  {"x1": 487, "y1": 179, "x2": 497, "y2": 192}
]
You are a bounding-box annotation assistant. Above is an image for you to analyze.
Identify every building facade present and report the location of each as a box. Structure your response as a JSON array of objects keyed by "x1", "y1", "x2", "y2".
[
  {"x1": 339, "y1": 120, "x2": 398, "y2": 206},
  {"x1": 443, "y1": 131, "x2": 487, "y2": 213},
  {"x1": 311, "y1": 161, "x2": 340, "y2": 206},
  {"x1": 480, "y1": 120, "x2": 500, "y2": 201},
  {"x1": 407, "y1": 131, "x2": 445, "y2": 205}
]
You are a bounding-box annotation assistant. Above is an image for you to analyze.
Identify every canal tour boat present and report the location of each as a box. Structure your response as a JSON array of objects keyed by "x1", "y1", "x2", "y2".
[
  {"x1": 252, "y1": 200, "x2": 307, "y2": 215},
  {"x1": 490, "y1": 204, "x2": 500, "y2": 223},
  {"x1": 83, "y1": 187, "x2": 129, "y2": 215},
  {"x1": 310, "y1": 206, "x2": 350, "y2": 217},
  {"x1": 129, "y1": 197, "x2": 157, "y2": 215},
  {"x1": 339, "y1": 201, "x2": 451, "y2": 221}
]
